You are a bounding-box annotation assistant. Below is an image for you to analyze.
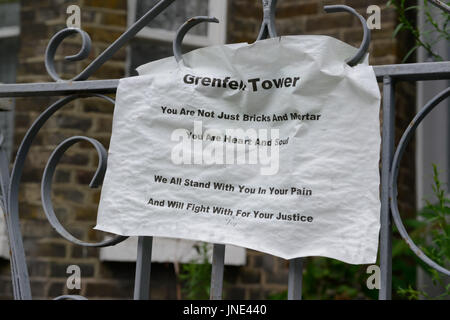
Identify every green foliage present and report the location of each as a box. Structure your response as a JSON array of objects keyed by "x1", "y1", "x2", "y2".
[
  {"x1": 301, "y1": 258, "x2": 376, "y2": 300},
  {"x1": 178, "y1": 243, "x2": 212, "y2": 300},
  {"x1": 396, "y1": 165, "x2": 450, "y2": 299},
  {"x1": 179, "y1": 166, "x2": 449, "y2": 300},
  {"x1": 269, "y1": 165, "x2": 450, "y2": 300},
  {"x1": 267, "y1": 290, "x2": 288, "y2": 300},
  {"x1": 387, "y1": 0, "x2": 450, "y2": 61},
  {"x1": 267, "y1": 259, "x2": 379, "y2": 300}
]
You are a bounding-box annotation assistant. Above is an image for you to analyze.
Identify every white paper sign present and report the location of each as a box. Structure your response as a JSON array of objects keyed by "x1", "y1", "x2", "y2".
[{"x1": 95, "y1": 35, "x2": 381, "y2": 264}]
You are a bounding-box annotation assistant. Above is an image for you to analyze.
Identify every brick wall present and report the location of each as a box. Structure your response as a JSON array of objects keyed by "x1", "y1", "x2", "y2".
[
  {"x1": 0, "y1": 0, "x2": 133, "y2": 299},
  {"x1": 0, "y1": 0, "x2": 416, "y2": 300}
]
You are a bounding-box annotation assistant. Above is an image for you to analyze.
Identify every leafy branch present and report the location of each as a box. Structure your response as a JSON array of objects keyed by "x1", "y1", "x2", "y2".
[
  {"x1": 177, "y1": 243, "x2": 212, "y2": 300},
  {"x1": 397, "y1": 165, "x2": 450, "y2": 299},
  {"x1": 388, "y1": 0, "x2": 450, "y2": 61}
]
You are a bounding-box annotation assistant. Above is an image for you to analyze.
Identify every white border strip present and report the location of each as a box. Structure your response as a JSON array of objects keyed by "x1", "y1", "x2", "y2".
[{"x1": 0, "y1": 26, "x2": 20, "y2": 39}]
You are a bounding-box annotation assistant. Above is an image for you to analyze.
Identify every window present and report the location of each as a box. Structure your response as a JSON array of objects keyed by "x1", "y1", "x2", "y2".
[
  {"x1": 126, "y1": 0, "x2": 227, "y2": 76},
  {"x1": 100, "y1": 1, "x2": 246, "y2": 265},
  {"x1": 100, "y1": 237, "x2": 246, "y2": 265},
  {"x1": 0, "y1": 0, "x2": 20, "y2": 259}
]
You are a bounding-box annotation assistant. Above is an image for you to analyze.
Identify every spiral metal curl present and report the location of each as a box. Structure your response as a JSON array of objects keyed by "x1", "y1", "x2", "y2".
[
  {"x1": 22, "y1": 0, "x2": 180, "y2": 300},
  {"x1": 7, "y1": 94, "x2": 128, "y2": 299},
  {"x1": 45, "y1": 28, "x2": 92, "y2": 82},
  {"x1": 41, "y1": 135, "x2": 127, "y2": 247},
  {"x1": 324, "y1": 5, "x2": 371, "y2": 67},
  {"x1": 173, "y1": 16, "x2": 219, "y2": 63},
  {"x1": 44, "y1": 0, "x2": 176, "y2": 82},
  {"x1": 18, "y1": 0, "x2": 413, "y2": 302}
]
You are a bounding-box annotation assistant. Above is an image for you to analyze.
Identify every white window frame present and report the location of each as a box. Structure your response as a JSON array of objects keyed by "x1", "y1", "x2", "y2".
[
  {"x1": 101, "y1": 237, "x2": 246, "y2": 266},
  {"x1": 0, "y1": 1, "x2": 20, "y2": 39},
  {"x1": 0, "y1": 25, "x2": 20, "y2": 39},
  {"x1": 127, "y1": 0, "x2": 227, "y2": 47}
]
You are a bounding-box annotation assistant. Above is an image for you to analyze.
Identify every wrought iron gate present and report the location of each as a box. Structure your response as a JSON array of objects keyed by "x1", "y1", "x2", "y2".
[{"x1": 0, "y1": 0, "x2": 449, "y2": 300}]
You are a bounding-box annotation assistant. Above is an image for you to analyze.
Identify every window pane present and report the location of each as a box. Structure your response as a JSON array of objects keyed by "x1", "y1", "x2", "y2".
[
  {"x1": 136, "y1": 0, "x2": 209, "y2": 36},
  {"x1": 129, "y1": 38, "x2": 196, "y2": 76},
  {"x1": 0, "y1": 1, "x2": 20, "y2": 28},
  {"x1": 0, "y1": 36, "x2": 18, "y2": 160},
  {"x1": 129, "y1": 39, "x2": 172, "y2": 76},
  {"x1": 131, "y1": 1, "x2": 211, "y2": 74},
  {"x1": 0, "y1": 37, "x2": 18, "y2": 83}
]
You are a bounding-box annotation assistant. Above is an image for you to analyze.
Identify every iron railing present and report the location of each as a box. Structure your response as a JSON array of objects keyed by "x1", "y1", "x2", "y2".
[{"x1": 0, "y1": 0, "x2": 448, "y2": 300}]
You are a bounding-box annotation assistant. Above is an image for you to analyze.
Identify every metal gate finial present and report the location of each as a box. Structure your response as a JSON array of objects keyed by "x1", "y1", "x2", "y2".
[{"x1": 257, "y1": 0, "x2": 278, "y2": 40}]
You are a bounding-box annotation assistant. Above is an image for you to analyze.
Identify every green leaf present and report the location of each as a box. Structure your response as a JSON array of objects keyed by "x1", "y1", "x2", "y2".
[
  {"x1": 402, "y1": 45, "x2": 419, "y2": 62},
  {"x1": 405, "y1": 5, "x2": 420, "y2": 11},
  {"x1": 393, "y1": 23, "x2": 405, "y2": 37}
]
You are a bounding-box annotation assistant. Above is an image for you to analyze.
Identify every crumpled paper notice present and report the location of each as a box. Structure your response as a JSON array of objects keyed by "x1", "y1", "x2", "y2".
[{"x1": 95, "y1": 35, "x2": 381, "y2": 264}]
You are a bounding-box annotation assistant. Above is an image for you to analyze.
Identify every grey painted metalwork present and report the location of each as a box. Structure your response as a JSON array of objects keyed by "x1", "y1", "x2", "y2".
[
  {"x1": 41, "y1": 133, "x2": 128, "y2": 247},
  {"x1": 257, "y1": 0, "x2": 278, "y2": 40},
  {"x1": 45, "y1": 28, "x2": 92, "y2": 82},
  {"x1": 45, "y1": 0, "x2": 176, "y2": 82},
  {"x1": 379, "y1": 76, "x2": 395, "y2": 300},
  {"x1": 2, "y1": 62, "x2": 450, "y2": 98},
  {"x1": 0, "y1": 80, "x2": 119, "y2": 98},
  {"x1": 173, "y1": 16, "x2": 227, "y2": 299},
  {"x1": 0, "y1": 0, "x2": 448, "y2": 301},
  {"x1": 210, "y1": 244, "x2": 226, "y2": 300},
  {"x1": 390, "y1": 87, "x2": 450, "y2": 277},
  {"x1": 429, "y1": 0, "x2": 450, "y2": 13},
  {"x1": 288, "y1": 258, "x2": 303, "y2": 300},
  {"x1": 173, "y1": 16, "x2": 219, "y2": 62},
  {"x1": 4, "y1": 0, "x2": 179, "y2": 300},
  {"x1": 373, "y1": 61, "x2": 450, "y2": 81},
  {"x1": 324, "y1": 5, "x2": 371, "y2": 67},
  {"x1": 134, "y1": 236, "x2": 154, "y2": 300}
]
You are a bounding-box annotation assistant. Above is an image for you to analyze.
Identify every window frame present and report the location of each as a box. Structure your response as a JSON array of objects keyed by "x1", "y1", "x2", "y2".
[
  {"x1": 0, "y1": 1, "x2": 20, "y2": 39},
  {"x1": 127, "y1": 0, "x2": 228, "y2": 47},
  {"x1": 0, "y1": 25, "x2": 20, "y2": 39}
]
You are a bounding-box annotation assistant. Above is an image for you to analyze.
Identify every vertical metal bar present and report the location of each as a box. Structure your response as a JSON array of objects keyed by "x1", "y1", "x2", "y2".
[
  {"x1": 288, "y1": 258, "x2": 303, "y2": 300},
  {"x1": 257, "y1": 0, "x2": 278, "y2": 40},
  {"x1": 133, "y1": 236, "x2": 153, "y2": 300},
  {"x1": 210, "y1": 244, "x2": 225, "y2": 300},
  {"x1": 379, "y1": 76, "x2": 395, "y2": 300}
]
